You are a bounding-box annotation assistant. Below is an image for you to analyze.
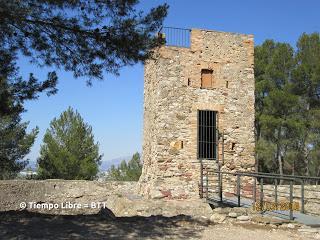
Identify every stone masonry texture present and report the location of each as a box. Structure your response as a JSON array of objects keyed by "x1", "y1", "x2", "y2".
[{"x1": 138, "y1": 28, "x2": 256, "y2": 199}]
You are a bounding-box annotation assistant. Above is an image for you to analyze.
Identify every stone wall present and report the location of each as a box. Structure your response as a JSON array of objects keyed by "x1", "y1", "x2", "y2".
[
  {"x1": 0, "y1": 180, "x2": 136, "y2": 215},
  {"x1": 0, "y1": 180, "x2": 212, "y2": 217},
  {"x1": 139, "y1": 29, "x2": 256, "y2": 199}
]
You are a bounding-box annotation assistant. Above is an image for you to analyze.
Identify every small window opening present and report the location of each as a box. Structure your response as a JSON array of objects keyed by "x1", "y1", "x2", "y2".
[
  {"x1": 231, "y1": 142, "x2": 236, "y2": 150},
  {"x1": 187, "y1": 78, "x2": 191, "y2": 86},
  {"x1": 201, "y1": 69, "x2": 214, "y2": 89},
  {"x1": 226, "y1": 81, "x2": 229, "y2": 88}
]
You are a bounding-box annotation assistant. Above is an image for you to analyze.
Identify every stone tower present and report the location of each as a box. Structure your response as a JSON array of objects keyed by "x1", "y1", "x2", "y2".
[{"x1": 138, "y1": 28, "x2": 255, "y2": 199}]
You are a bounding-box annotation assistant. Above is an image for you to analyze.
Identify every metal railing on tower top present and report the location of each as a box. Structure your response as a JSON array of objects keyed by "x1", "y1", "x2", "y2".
[{"x1": 158, "y1": 27, "x2": 191, "y2": 48}]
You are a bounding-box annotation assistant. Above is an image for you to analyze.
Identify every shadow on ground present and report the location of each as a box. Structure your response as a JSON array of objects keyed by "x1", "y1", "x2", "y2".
[{"x1": 0, "y1": 209, "x2": 209, "y2": 239}]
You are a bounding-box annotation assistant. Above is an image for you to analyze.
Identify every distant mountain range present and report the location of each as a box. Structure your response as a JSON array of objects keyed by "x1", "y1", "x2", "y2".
[
  {"x1": 25, "y1": 156, "x2": 132, "y2": 172},
  {"x1": 99, "y1": 156, "x2": 131, "y2": 172}
]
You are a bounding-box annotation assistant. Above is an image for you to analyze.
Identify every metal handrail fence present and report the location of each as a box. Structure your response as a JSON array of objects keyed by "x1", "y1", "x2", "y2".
[{"x1": 201, "y1": 169, "x2": 320, "y2": 220}]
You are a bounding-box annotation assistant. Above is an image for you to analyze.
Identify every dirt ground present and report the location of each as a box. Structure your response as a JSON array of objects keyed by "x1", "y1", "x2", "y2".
[{"x1": 0, "y1": 211, "x2": 318, "y2": 240}]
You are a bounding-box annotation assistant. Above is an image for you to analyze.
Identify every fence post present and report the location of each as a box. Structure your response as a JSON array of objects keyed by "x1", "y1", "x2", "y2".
[
  {"x1": 219, "y1": 172, "x2": 223, "y2": 202},
  {"x1": 237, "y1": 175, "x2": 241, "y2": 207},
  {"x1": 274, "y1": 179, "x2": 278, "y2": 208},
  {"x1": 260, "y1": 178, "x2": 264, "y2": 214},
  {"x1": 300, "y1": 180, "x2": 304, "y2": 214},
  {"x1": 206, "y1": 168, "x2": 209, "y2": 199},
  {"x1": 289, "y1": 180, "x2": 293, "y2": 220},
  {"x1": 221, "y1": 131, "x2": 224, "y2": 165},
  {"x1": 200, "y1": 160, "x2": 203, "y2": 198},
  {"x1": 253, "y1": 177, "x2": 256, "y2": 205}
]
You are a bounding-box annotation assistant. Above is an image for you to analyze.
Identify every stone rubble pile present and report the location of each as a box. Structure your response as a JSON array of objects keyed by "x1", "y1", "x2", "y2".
[{"x1": 208, "y1": 206, "x2": 320, "y2": 238}]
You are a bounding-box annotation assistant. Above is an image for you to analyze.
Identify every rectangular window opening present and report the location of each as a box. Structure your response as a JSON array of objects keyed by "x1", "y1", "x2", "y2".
[
  {"x1": 197, "y1": 110, "x2": 217, "y2": 160},
  {"x1": 201, "y1": 69, "x2": 214, "y2": 89}
]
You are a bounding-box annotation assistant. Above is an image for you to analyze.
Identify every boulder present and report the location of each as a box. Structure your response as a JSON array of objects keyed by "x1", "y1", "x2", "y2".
[
  {"x1": 237, "y1": 215, "x2": 250, "y2": 221},
  {"x1": 287, "y1": 223, "x2": 295, "y2": 229},
  {"x1": 298, "y1": 228, "x2": 319, "y2": 233},
  {"x1": 212, "y1": 207, "x2": 231, "y2": 214},
  {"x1": 232, "y1": 207, "x2": 247, "y2": 215},
  {"x1": 251, "y1": 216, "x2": 270, "y2": 224},
  {"x1": 210, "y1": 213, "x2": 227, "y2": 223},
  {"x1": 228, "y1": 212, "x2": 238, "y2": 218}
]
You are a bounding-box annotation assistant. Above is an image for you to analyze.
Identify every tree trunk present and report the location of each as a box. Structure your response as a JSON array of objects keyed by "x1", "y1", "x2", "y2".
[
  {"x1": 304, "y1": 145, "x2": 310, "y2": 177},
  {"x1": 276, "y1": 128, "x2": 284, "y2": 184},
  {"x1": 278, "y1": 152, "x2": 284, "y2": 184},
  {"x1": 255, "y1": 122, "x2": 261, "y2": 173},
  {"x1": 317, "y1": 166, "x2": 320, "y2": 185},
  {"x1": 292, "y1": 158, "x2": 295, "y2": 176}
]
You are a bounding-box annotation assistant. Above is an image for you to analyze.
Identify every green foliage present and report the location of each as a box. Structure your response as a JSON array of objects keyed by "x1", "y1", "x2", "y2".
[
  {"x1": 0, "y1": 113, "x2": 38, "y2": 179},
  {"x1": 255, "y1": 33, "x2": 320, "y2": 177},
  {"x1": 37, "y1": 107, "x2": 102, "y2": 180},
  {"x1": 0, "y1": 0, "x2": 168, "y2": 82},
  {"x1": 107, "y1": 152, "x2": 142, "y2": 181},
  {"x1": 0, "y1": 58, "x2": 46, "y2": 179},
  {"x1": 0, "y1": 38, "x2": 56, "y2": 179},
  {"x1": 0, "y1": 0, "x2": 167, "y2": 180}
]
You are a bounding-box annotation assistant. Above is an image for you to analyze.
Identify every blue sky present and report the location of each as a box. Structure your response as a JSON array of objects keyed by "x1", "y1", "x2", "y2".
[{"x1": 20, "y1": 0, "x2": 320, "y2": 163}]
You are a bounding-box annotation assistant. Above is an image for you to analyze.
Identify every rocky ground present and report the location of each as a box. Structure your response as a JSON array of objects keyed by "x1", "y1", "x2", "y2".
[
  {"x1": 1, "y1": 180, "x2": 320, "y2": 239},
  {"x1": 1, "y1": 210, "x2": 319, "y2": 240}
]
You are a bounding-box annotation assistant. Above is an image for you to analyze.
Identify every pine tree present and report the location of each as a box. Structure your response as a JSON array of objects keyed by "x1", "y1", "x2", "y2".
[
  {"x1": 255, "y1": 33, "x2": 320, "y2": 177},
  {"x1": 291, "y1": 33, "x2": 320, "y2": 176},
  {"x1": 0, "y1": 0, "x2": 167, "y2": 179},
  {"x1": 107, "y1": 152, "x2": 142, "y2": 181},
  {"x1": 0, "y1": 0, "x2": 168, "y2": 82},
  {"x1": 0, "y1": 112, "x2": 38, "y2": 179},
  {"x1": 37, "y1": 107, "x2": 102, "y2": 180},
  {"x1": 0, "y1": 0, "x2": 168, "y2": 178},
  {"x1": 0, "y1": 53, "x2": 54, "y2": 179},
  {"x1": 255, "y1": 40, "x2": 299, "y2": 176}
]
